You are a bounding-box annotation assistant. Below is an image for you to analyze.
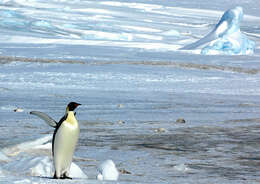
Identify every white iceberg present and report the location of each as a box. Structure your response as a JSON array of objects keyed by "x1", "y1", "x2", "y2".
[
  {"x1": 181, "y1": 6, "x2": 255, "y2": 55},
  {"x1": 97, "y1": 159, "x2": 119, "y2": 181}
]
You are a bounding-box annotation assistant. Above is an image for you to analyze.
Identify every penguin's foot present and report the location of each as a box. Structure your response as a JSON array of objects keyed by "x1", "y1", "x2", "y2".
[
  {"x1": 53, "y1": 172, "x2": 72, "y2": 179},
  {"x1": 53, "y1": 172, "x2": 58, "y2": 179},
  {"x1": 61, "y1": 173, "x2": 72, "y2": 180}
]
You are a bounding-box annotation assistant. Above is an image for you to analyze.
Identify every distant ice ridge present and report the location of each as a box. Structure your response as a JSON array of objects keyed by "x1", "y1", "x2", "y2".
[{"x1": 181, "y1": 6, "x2": 255, "y2": 55}]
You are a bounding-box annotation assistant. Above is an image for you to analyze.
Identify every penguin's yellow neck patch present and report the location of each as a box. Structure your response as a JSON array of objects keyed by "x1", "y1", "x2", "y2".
[{"x1": 66, "y1": 111, "x2": 78, "y2": 126}]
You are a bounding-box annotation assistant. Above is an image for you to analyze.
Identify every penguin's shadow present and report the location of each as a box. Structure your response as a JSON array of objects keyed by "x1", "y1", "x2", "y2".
[{"x1": 37, "y1": 176, "x2": 78, "y2": 180}]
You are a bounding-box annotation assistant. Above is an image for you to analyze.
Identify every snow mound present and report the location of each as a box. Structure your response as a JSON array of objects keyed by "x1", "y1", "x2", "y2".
[
  {"x1": 3, "y1": 156, "x2": 87, "y2": 179},
  {"x1": 97, "y1": 159, "x2": 119, "y2": 181},
  {"x1": 2, "y1": 135, "x2": 52, "y2": 157},
  {"x1": 70, "y1": 162, "x2": 88, "y2": 179}
]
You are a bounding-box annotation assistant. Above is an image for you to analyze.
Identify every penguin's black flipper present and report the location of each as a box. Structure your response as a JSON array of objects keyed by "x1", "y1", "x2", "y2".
[{"x1": 30, "y1": 111, "x2": 57, "y2": 128}]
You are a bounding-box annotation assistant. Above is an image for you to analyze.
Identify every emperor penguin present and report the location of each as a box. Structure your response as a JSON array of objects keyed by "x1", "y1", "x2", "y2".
[{"x1": 30, "y1": 102, "x2": 81, "y2": 179}]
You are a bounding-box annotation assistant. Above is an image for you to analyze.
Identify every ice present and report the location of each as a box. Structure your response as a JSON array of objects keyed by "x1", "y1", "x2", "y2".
[
  {"x1": 82, "y1": 31, "x2": 133, "y2": 41},
  {"x1": 2, "y1": 135, "x2": 52, "y2": 157},
  {"x1": 173, "y1": 164, "x2": 190, "y2": 172},
  {"x1": 0, "y1": 152, "x2": 10, "y2": 162},
  {"x1": 0, "y1": 0, "x2": 260, "y2": 183},
  {"x1": 4, "y1": 156, "x2": 52, "y2": 177},
  {"x1": 1, "y1": 136, "x2": 87, "y2": 179},
  {"x1": 0, "y1": 105, "x2": 17, "y2": 111},
  {"x1": 70, "y1": 162, "x2": 88, "y2": 179},
  {"x1": 181, "y1": 6, "x2": 255, "y2": 55},
  {"x1": 5, "y1": 156, "x2": 87, "y2": 179},
  {"x1": 32, "y1": 20, "x2": 53, "y2": 29},
  {"x1": 201, "y1": 30, "x2": 255, "y2": 55},
  {"x1": 97, "y1": 160, "x2": 119, "y2": 181},
  {"x1": 13, "y1": 179, "x2": 31, "y2": 184},
  {"x1": 161, "y1": 30, "x2": 180, "y2": 37},
  {"x1": 0, "y1": 168, "x2": 3, "y2": 177}
]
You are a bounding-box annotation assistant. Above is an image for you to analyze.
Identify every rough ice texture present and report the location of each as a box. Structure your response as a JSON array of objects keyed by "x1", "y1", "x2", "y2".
[
  {"x1": 202, "y1": 6, "x2": 255, "y2": 55},
  {"x1": 201, "y1": 30, "x2": 255, "y2": 55},
  {"x1": 97, "y1": 160, "x2": 119, "y2": 181},
  {"x1": 181, "y1": 6, "x2": 255, "y2": 55},
  {"x1": 1, "y1": 136, "x2": 87, "y2": 179}
]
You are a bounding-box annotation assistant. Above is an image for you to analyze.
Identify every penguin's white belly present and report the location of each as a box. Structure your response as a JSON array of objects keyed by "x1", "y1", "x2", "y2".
[{"x1": 54, "y1": 119, "x2": 79, "y2": 176}]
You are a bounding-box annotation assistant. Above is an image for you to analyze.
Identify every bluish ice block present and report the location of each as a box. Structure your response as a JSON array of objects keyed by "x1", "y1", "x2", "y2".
[
  {"x1": 181, "y1": 6, "x2": 255, "y2": 55},
  {"x1": 201, "y1": 31, "x2": 255, "y2": 55}
]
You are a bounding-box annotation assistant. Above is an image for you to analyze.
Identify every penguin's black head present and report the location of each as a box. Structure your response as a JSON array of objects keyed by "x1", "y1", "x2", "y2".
[{"x1": 67, "y1": 102, "x2": 81, "y2": 112}]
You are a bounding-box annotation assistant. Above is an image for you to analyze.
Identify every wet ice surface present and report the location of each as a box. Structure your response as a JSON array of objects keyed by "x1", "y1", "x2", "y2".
[
  {"x1": 1, "y1": 62, "x2": 260, "y2": 183},
  {"x1": 0, "y1": 0, "x2": 260, "y2": 183}
]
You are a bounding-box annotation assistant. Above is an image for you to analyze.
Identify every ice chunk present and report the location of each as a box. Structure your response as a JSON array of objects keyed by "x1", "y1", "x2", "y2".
[
  {"x1": 70, "y1": 162, "x2": 88, "y2": 179},
  {"x1": 97, "y1": 159, "x2": 119, "y2": 181},
  {"x1": 29, "y1": 156, "x2": 53, "y2": 177},
  {"x1": 3, "y1": 156, "x2": 87, "y2": 179},
  {"x1": 201, "y1": 30, "x2": 255, "y2": 55},
  {"x1": 2, "y1": 135, "x2": 52, "y2": 156},
  {"x1": 180, "y1": 6, "x2": 255, "y2": 55},
  {"x1": 173, "y1": 164, "x2": 190, "y2": 172},
  {"x1": 0, "y1": 152, "x2": 10, "y2": 162},
  {"x1": 3, "y1": 156, "x2": 52, "y2": 177}
]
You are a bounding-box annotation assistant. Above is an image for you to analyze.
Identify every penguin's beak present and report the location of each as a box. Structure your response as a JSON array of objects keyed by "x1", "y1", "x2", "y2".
[{"x1": 75, "y1": 103, "x2": 81, "y2": 107}]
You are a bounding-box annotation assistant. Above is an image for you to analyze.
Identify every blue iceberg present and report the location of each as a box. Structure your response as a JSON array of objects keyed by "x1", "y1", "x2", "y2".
[{"x1": 180, "y1": 6, "x2": 255, "y2": 55}]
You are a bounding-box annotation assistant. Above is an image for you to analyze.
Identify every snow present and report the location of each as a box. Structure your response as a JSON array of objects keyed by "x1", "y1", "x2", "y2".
[
  {"x1": 0, "y1": 0, "x2": 260, "y2": 183},
  {"x1": 97, "y1": 160, "x2": 119, "y2": 181},
  {"x1": 1, "y1": 136, "x2": 87, "y2": 180},
  {"x1": 2, "y1": 135, "x2": 52, "y2": 156}
]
